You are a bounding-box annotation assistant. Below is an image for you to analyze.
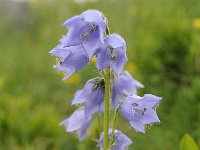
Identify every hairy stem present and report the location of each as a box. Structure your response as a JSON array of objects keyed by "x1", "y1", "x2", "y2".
[{"x1": 103, "y1": 67, "x2": 111, "y2": 150}]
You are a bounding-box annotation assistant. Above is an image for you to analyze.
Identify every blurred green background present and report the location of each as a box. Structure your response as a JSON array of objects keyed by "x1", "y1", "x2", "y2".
[{"x1": 0, "y1": 0, "x2": 200, "y2": 149}]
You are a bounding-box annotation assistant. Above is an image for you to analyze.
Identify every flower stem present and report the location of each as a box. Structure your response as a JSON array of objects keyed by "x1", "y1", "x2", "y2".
[
  {"x1": 109, "y1": 109, "x2": 118, "y2": 147},
  {"x1": 109, "y1": 100, "x2": 124, "y2": 148},
  {"x1": 103, "y1": 67, "x2": 110, "y2": 150}
]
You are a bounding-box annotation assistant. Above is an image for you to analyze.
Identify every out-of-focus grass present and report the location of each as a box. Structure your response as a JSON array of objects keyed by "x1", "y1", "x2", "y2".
[{"x1": 0, "y1": 0, "x2": 200, "y2": 149}]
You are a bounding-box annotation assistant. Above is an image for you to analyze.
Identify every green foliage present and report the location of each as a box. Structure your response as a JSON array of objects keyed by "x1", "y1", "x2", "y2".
[{"x1": 180, "y1": 134, "x2": 199, "y2": 150}]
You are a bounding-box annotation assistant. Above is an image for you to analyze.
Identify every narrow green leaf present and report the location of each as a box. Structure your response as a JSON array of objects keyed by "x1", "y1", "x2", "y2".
[{"x1": 180, "y1": 134, "x2": 199, "y2": 150}]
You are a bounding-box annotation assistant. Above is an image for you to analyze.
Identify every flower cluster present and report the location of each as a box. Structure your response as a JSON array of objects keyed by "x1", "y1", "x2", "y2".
[{"x1": 50, "y1": 9, "x2": 162, "y2": 150}]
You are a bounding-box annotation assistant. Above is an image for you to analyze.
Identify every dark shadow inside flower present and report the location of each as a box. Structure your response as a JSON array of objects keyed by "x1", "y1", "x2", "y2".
[{"x1": 72, "y1": 77, "x2": 105, "y2": 117}]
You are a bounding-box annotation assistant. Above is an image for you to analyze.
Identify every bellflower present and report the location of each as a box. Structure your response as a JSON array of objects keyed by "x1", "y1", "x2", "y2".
[
  {"x1": 120, "y1": 94, "x2": 161, "y2": 133},
  {"x1": 59, "y1": 108, "x2": 92, "y2": 141},
  {"x1": 49, "y1": 44, "x2": 89, "y2": 80},
  {"x1": 96, "y1": 34, "x2": 127, "y2": 75},
  {"x1": 72, "y1": 77, "x2": 104, "y2": 117},
  {"x1": 62, "y1": 9, "x2": 107, "y2": 60},
  {"x1": 98, "y1": 129, "x2": 133, "y2": 150},
  {"x1": 51, "y1": 9, "x2": 162, "y2": 149},
  {"x1": 112, "y1": 71, "x2": 144, "y2": 107}
]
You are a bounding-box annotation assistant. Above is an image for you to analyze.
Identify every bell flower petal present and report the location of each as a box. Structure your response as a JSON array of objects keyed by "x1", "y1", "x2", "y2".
[
  {"x1": 120, "y1": 94, "x2": 162, "y2": 133},
  {"x1": 79, "y1": 115, "x2": 92, "y2": 141},
  {"x1": 50, "y1": 44, "x2": 89, "y2": 80},
  {"x1": 96, "y1": 46, "x2": 110, "y2": 71},
  {"x1": 104, "y1": 34, "x2": 126, "y2": 49},
  {"x1": 98, "y1": 129, "x2": 133, "y2": 150},
  {"x1": 72, "y1": 83, "x2": 94, "y2": 105},
  {"x1": 96, "y1": 34, "x2": 127, "y2": 75},
  {"x1": 71, "y1": 77, "x2": 105, "y2": 117},
  {"x1": 59, "y1": 109, "x2": 92, "y2": 141},
  {"x1": 112, "y1": 71, "x2": 144, "y2": 107},
  {"x1": 81, "y1": 9, "x2": 106, "y2": 26},
  {"x1": 62, "y1": 9, "x2": 107, "y2": 60}
]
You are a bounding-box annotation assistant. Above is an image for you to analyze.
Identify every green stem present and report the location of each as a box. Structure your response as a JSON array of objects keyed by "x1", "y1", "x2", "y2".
[
  {"x1": 103, "y1": 67, "x2": 111, "y2": 150},
  {"x1": 109, "y1": 108, "x2": 118, "y2": 147},
  {"x1": 109, "y1": 100, "x2": 124, "y2": 148}
]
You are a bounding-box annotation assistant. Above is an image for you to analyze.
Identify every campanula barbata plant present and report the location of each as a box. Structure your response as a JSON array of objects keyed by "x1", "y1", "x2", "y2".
[{"x1": 49, "y1": 9, "x2": 162, "y2": 150}]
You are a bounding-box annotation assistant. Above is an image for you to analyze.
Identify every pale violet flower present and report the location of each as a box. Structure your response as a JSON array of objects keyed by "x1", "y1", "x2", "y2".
[
  {"x1": 98, "y1": 129, "x2": 133, "y2": 150},
  {"x1": 59, "y1": 108, "x2": 92, "y2": 141},
  {"x1": 72, "y1": 77, "x2": 104, "y2": 117},
  {"x1": 50, "y1": 9, "x2": 162, "y2": 149},
  {"x1": 96, "y1": 34, "x2": 127, "y2": 75},
  {"x1": 62, "y1": 9, "x2": 107, "y2": 60},
  {"x1": 112, "y1": 71, "x2": 144, "y2": 107},
  {"x1": 49, "y1": 44, "x2": 89, "y2": 80},
  {"x1": 120, "y1": 94, "x2": 161, "y2": 133}
]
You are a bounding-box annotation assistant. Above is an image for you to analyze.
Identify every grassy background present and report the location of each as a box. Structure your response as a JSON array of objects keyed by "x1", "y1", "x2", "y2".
[{"x1": 0, "y1": 0, "x2": 200, "y2": 149}]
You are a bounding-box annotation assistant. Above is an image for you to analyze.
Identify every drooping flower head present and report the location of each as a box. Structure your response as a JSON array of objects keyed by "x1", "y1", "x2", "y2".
[
  {"x1": 96, "y1": 34, "x2": 127, "y2": 75},
  {"x1": 59, "y1": 108, "x2": 92, "y2": 141},
  {"x1": 62, "y1": 9, "x2": 107, "y2": 60},
  {"x1": 72, "y1": 77, "x2": 105, "y2": 117},
  {"x1": 112, "y1": 71, "x2": 144, "y2": 107},
  {"x1": 98, "y1": 129, "x2": 133, "y2": 150},
  {"x1": 120, "y1": 94, "x2": 162, "y2": 133},
  {"x1": 49, "y1": 44, "x2": 89, "y2": 80}
]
